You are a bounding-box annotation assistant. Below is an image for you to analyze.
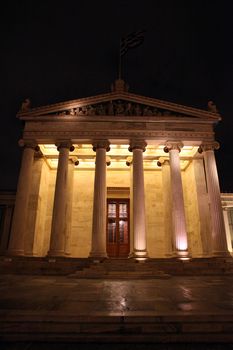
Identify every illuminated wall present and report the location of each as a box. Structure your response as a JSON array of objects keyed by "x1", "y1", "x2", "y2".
[{"x1": 23, "y1": 143, "x2": 215, "y2": 258}]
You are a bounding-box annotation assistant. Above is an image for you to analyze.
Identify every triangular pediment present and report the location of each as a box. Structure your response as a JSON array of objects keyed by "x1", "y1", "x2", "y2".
[{"x1": 17, "y1": 90, "x2": 220, "y2": 122}]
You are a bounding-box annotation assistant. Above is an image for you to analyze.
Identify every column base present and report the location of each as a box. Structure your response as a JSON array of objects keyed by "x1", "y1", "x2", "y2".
[
  {"x1": 24, "y1": 252, "x2": 39, "y2": 257},
  {"x1": 7, "y1": 249, "x2": 24, "y2": 256},
  {"x1": 47, "y1": 250, "x2": 66, "y2": 257},
  {"x1": 132, "y1": 249, "x2": 148, "y2": 261},
  {"x1": 212, "y1": 250, "x2": 231, "y2": 257},
  {"x1": 174, "y1": 250, "x2": 191, "y2": 260},
  {"x1": 89, "y1": 251, "x2": 108, "y2": 259}
]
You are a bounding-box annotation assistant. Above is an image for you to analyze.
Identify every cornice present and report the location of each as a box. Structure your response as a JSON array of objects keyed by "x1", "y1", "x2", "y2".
[{"x1": 20, "y1": 114, "x2": 217, "y2": 125}]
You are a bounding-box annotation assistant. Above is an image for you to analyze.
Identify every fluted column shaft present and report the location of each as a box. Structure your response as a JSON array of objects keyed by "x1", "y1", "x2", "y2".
[
  {"x1": 159, "y1": 159, "x2": 173, "y2": 256},
  {"x1": 129, "y1": 140, "x2": 147, "y2": 258},
  {"x1": 25, "y1": 156, "x2": 44, "y2": 256},
  {"x1": 64, "y1": 158, "x2": 76, "y2": 255},
  {"x1": 48, "y1": 141, "x2": 74, "y2": 256},
  {"x1": 164, "y1": 142, "x2": 188, "y2": 256},
  {"x1": 89, "y1": 140, "x2": 110, "y2": 258},
  {"x1": 223, "y1": 210, "x2": 232, "y2": 253},
  {"x1": 199, "y1": 143, "x2": 229, "y2": 256},
  {"x1": 8, "y1": 141, "x2": 39, "y2": 255}
]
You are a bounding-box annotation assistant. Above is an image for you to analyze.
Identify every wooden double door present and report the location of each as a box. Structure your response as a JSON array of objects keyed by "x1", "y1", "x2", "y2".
[{"x1": 106, "y1": 198, "x2": 130, "y2": 258}]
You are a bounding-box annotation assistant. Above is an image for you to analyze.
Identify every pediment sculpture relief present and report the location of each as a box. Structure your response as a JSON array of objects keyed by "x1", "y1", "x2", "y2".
[{"x1": 52, "y1": 100, "x2": 180, "y2": 117}]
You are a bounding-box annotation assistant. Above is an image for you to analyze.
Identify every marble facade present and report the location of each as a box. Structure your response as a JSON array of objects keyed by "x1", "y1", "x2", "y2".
[{"x1": 2, "y1": 80, "x2": 232, "y2": 259}]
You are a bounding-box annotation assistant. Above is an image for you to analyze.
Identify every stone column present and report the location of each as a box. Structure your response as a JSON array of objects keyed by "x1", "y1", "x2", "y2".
[
  {"x1": 8, "y1": 140, "x2": 39, "y2": 256},
  {"x1": 129, "y1": 140, "x2": 148, "y2": 259},
  {"x1": 126, "y1": 157, "x2": 134, "y2": 256},
  {"x1": 223, "y1": 209, "x2": 232, "y2": 253},
  {"x1": 24, "y1": 155, "x2": 44, "y2": 256},
  {"x1": 192, "y1": 159, "x2": 212, "y2": 256},
  {"x1": 64, "y1": 158, "x2": 78, "y2": 256},
  {"x1": 199, "y1": 142, "x2": 229, "y2": 256},
  {"x1": 164, "y1": 141, "x2": 189, "y2": 257},
  {"x1": 157, "y1": 158, "x2": 173, "y2": 256},
  {"x1": 48, "y1": 141, "x2": 74, "y2": 256},
  {"x1": 89, "y1": 140, "x2": 110, "y2": 258},
  {"x1": 0, "y1": 206, "x2": 14, "y2": 254}
]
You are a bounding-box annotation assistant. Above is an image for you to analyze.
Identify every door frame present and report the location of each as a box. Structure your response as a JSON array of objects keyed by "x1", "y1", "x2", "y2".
[{"x1": 106, "y1": 198, "x2": 130, "y2": 258}]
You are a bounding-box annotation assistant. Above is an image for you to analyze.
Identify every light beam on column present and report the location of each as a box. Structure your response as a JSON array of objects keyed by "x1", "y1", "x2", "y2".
[
  {"x1": 89, "y1": 140, "x2": 110, "y2": 259},
  {"x1": 129, "y1": 140, "x2": 148, "y2": 260},
  {"x1": 164, "y1": 141, "x2": 189, "y2": 258}
]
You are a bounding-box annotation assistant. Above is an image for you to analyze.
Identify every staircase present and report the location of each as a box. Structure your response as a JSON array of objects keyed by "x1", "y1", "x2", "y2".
[
  {"x1": 1, "y1": 256, "x2": 233, "y2": 277},
  {"x1": 70, "y1": 258, "x2": 170, "y2": 279}
]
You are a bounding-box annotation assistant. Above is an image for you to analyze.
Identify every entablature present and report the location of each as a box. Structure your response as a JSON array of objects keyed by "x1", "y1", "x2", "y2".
[{"x1": 22, "y1": 117, "x2": 215, "y2": 144}]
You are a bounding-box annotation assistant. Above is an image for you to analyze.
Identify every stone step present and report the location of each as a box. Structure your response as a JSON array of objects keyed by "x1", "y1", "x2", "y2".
[
  {"x1": 69, "y1": 257, "x2": 233, "y2": 279},
  {"x1": 71, "y1": 272, "x2": 170, "y2": 279},
  {"x1": 87, "y1": 266, "x2": 156, "y2": 272},
  {"x1": 1, "y1": 256, "x2": 233, "y2": 276},
  {"x1": 70, "y1": 264, "x2": 170, "y2": 279}
]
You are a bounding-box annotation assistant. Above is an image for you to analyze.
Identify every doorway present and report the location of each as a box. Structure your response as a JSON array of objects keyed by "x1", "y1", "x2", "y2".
[{"x1": 106, "y1": 198, "x2": 130, "y2": 258}]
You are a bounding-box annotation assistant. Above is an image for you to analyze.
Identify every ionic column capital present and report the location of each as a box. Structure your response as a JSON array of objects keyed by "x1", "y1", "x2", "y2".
[
  {"x1": 126, "y1": 156, "x2": 132, "y2": 166},
  {"x1": 128, "y1": 140, "x2": 147, "y2": 152},
  {"x1": 69, "y1": 156, "x2": 79, "y2": 166},
  {"x1": 55, "y1": 141, "x2": 74, "y2": 152},
  {"x1": 157, "y1": 157, "x2": 169, "y2": 167},
  {"x1": 164, "y1": 141, "x2": 183, "y2": 153},
  {"x1": 18, "y1": 139, "x2": 40, "y2": 152},
  {"x1": 106, "y1": 156, "x2": 111, "y2": 166},
  {"x1": 92, "y1": 140, "x2": 110, "y2": 152},
  {"x1": 198, "y1": 141, "x2": 220, "y2": 153}
]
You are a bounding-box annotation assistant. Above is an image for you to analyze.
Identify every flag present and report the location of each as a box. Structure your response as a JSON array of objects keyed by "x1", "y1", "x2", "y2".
[{"x1": 120, "y1": 30, "x2": 145, "y2": 56}]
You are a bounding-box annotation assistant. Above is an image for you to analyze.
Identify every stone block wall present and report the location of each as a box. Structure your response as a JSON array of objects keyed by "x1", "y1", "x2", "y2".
[
  {"x1": 145, "y1": 171, "x2": 165, "y2": 257},
  {"x1": 70, "y1": 170, "x2": 94, "y2": 257},
  {"x1": 182, "y1": 162, "x2": 203, "y2": 256}
]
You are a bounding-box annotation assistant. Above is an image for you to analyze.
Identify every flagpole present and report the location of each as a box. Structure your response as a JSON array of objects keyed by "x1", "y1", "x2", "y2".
[
  {"x1": 118, "y1": 30, "x2": 145, "y2": 80},
  {"x1": 118, "y1": 39, "x2": 122, "y2": 80}
]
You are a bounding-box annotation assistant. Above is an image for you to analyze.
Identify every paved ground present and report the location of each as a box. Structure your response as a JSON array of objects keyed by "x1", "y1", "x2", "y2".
[
  {"x1": 1, "y1": 274, "x2": 233, "y2": 316},
  {"x1": 1, "y1": 274, "x2": 233, "y2": 348}
]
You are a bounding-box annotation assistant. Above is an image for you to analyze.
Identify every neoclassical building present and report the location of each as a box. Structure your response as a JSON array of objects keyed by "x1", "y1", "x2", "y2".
[{"x1": 5, "y1": 79, "x2": 233, "y2": 259}]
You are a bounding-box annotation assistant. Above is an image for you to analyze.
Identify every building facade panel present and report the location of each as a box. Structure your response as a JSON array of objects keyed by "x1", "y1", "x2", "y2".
[{"x1": 2, "y1": 80, "x2": 231, "y2": 259}]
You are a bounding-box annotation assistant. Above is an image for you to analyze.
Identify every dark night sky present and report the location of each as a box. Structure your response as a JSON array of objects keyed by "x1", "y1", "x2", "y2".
[{"x1": 0, "y1": 1, "x2": 233, "y2": 191}]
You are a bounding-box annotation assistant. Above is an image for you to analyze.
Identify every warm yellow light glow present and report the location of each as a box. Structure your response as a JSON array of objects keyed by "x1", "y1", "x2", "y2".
[
  {"x1": 39, "y1": 143, "x2": 195, "y2": 170},
  {"x1": 177, "y1": 237, "x2": 188, "y2": 251},
  {"x1": 43, "y1": 145, "x2": 56, "y2": 150},
  {"x1": 135, "y1": 257, "x2": 147, "y2": 261},
  {"x1": 181, "y1": 160, "x2": 189, "y2": 170},
  {"x1": 39, "y1": 144, "x2": 59, "y2": 156},
  {"x1": 79, "y1": 144, "x2": 91, "y2": 148},
  {"x1": 46, "y1": 159, "x2": 59, "y2": 169},
  {"x1": 180, "y1": 146, "x2": 198, "y2": 157},
  {"x1": 110, "y1": 144, "x2": 129, "y2": 149},
  {"x1": 78, "y1": 160, "x2": 95, "y2": 168}
]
